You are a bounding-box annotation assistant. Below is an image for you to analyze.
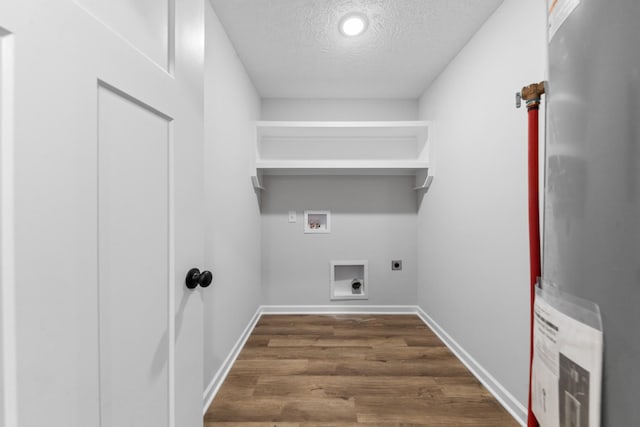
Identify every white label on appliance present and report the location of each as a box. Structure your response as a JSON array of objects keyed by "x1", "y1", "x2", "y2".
[{"x1": 532, "y1": 294, "x2": 602, "y2": 427}]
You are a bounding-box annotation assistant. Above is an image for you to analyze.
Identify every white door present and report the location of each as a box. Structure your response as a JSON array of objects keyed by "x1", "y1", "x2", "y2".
[{"x1": 0, "y1": 1, "x2": 205, "y2": 426}]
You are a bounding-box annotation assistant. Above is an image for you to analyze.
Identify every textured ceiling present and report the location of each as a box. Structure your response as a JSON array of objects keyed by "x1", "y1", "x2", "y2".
[{"x1": 209, "y1": 0, "x2": 504, "y2": 99}]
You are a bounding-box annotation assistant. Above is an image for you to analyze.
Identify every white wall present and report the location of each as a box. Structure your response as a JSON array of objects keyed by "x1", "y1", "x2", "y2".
[
  {"x1": 260, "y1": 99, "x2": 419, "y2": 306},
  {"x1": 262, "y1": 98, "x2": 418, "y2": 121},
  {"x1": 203, "y1": 2, "x2": 261, "y2": 392},
  {"x1": 417, "y1": 0, "x2": 546, "y2": 411},
  {"x1": 262, "y1": 175, "x2": 417, "y2": 305}
]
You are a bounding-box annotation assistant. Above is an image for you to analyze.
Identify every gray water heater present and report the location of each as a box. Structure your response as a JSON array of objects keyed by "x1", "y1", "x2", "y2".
[{"x1": 545, "y1": 0, "x2": 640, "y2": 424}]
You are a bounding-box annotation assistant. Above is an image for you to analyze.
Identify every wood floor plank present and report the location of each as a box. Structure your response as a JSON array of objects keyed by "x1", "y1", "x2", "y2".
[
  {"x1": 433, "y1": 377, "x2": 494, "y2": 400},
  {"x1": 204, "y1": 314, "x2": 519, "y2": 426},
  {"x1": 237, "y1": 345, "x2": 451, "y2": 361},
  {"x1": 237, "y1": 346, "x2": 369, "y2": 361},
  {"x1": 205, "y1": 397, "x2": 285, "y2": 421},
  {"x1": 232, "y1": 359, "x2": 452, "y2": 377},
  {"x1": 355, "y1": 396, "x2": 515, "y2": 425},
  {"x1": 252, "y1": 375, "x2": 442, "y2": 399},
  {"x1": 364, "y1": 346, "x2": 453, "y2": 361},
  {"x1": 402, "y1": 335, "x2": 448, "y2": 346},
  {"x1": 332, "y1": 325, "x2": 431, "y2": 337},
  {"x1": 204, "y1": 423, "x2": 300, "y2": 427},
  {"x1": 206, "y1": 397, "x2": 357, "y2": 422},
  {"x1": 253, "y1": 324, "x2": 336, "y2": 336},
  {"x1": 230, "y1": 359, "x2": 309, "y2": 376},
  {"x1": 267, "y1": 336, "x2": 408, "y2": 348},
  {"x1": 213, "y1": 375, "x2": 259, "y2": 399},
  {"x1": 243, "y1": 334, "x2": 272, "y2": 347}
]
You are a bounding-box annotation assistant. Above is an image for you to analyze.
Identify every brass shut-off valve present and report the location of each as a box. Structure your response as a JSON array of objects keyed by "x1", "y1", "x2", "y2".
[{"x1": 519, "y1": 82, "x2": 545, "y2": 110}]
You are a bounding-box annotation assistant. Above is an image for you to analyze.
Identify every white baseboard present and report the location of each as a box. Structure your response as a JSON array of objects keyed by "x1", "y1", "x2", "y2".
[
  {"x1": 415, "y1": 306, "x2": 527, "y2": 426},
  {"x1": 202, "y1": 304, "x2": 526, "y2": 426},
  {"x1": 202, "y1": 306, "x2": 263, "y2": 415},
  {"x1": 260, "y1": 304, "x2": 417, "y2": 315}
]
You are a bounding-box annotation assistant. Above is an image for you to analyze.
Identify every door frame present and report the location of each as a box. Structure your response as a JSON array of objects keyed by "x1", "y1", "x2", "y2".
[{"x1": 0, "y1": 25, "x2": 17, "y2": 427}]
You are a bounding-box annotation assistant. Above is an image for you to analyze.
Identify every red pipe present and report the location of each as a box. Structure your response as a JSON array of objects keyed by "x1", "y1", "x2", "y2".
[
  {"x1": 526, "y1": 103, "x2": 541, "y2": 427},
  {"x1": 522, "y1": 82, "x2": 544, "y2": 427}
]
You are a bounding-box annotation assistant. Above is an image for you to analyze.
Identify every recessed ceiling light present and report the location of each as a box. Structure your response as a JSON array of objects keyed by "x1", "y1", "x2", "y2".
[{"x1": 339, "y1": 13, "x2": 368, "y2": 37}]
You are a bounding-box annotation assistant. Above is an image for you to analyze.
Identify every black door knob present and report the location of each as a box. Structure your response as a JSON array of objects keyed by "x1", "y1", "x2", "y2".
[
  {"x1": 198, "y1": 270, "x2": 213, "y2": 288},
  {"x1": 185, "y1": 268, "x2": 213, "y2": 289}
]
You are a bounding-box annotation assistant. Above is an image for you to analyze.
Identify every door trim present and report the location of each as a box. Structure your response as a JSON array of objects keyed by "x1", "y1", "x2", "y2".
[{"x1": 0, "y1": 26, "x2": 17, "y2": 427}]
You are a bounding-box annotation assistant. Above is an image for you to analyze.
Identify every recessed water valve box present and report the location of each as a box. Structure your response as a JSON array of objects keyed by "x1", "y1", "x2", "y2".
[
  {"x1": 330, "y1": 260, "x2": 368, "y2": 300},
  {"x1": 304, "y1": 210, "x2": 330, "y2": 234}
]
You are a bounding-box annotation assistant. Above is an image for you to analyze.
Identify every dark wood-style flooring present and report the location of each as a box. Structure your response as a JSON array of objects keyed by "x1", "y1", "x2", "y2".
[{"x1": 204, "y1": 314, "x2": 519, "y2": 426}]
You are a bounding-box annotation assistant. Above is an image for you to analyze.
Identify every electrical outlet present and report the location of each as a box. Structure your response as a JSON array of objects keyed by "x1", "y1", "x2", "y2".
[
  {"x1": 288, "y1": 211, "x2": 297, "y2": 223},
  {"x1": 391, "y1": 260, "x2": 402, "y2": 271}
]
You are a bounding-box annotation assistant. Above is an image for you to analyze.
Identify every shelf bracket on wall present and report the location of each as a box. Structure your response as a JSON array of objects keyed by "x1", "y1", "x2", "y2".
[
  {"x1": 251, "y1": 171, "x2": 265, "y2": 211},
  {"x1": 251, "y1": 173, "x2": 265, "y2": 191},
  {"x1": 414, "y1": 169, "x2": 433, "y2": 209},
  {"x1": 413, "y1": 170, "x2": 434, "y2": 192}
]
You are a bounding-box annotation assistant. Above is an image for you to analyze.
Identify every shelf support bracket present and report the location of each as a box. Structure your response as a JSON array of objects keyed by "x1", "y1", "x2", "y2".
[
  {"x1": 251, "y1": 171, "x2": 264, "y2": 211},
  {"x1": 414, "y1": 170, "x2": 433, "y2": 210},
  {"x1": 413, "y1": 170, "x2": 434, "y2": 192},
  {"x1": 251, "y1": 172, "x2": 265, "y2": 191}
]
